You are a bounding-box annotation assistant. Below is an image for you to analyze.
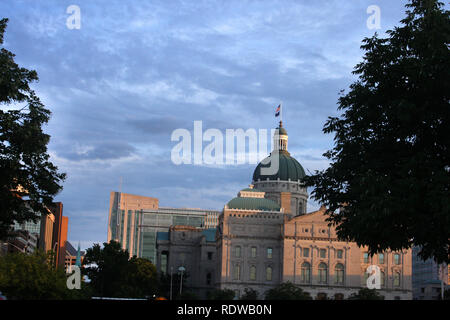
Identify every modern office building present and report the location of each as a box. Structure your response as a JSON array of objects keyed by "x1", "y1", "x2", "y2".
[
  {"x1": 2, "y1": 202, "x2": 69, "y2": 268},
  {"x1": 412, "y1": 246, "x2": 448, "y2": 300},
  {"x1": 107, "y1": 192, "x2": 220, "y2": 262}
]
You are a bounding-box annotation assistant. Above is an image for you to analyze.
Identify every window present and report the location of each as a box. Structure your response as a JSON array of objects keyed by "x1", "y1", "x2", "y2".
[
  {"x1": 335, "y1": 263, "x2": 344, "y2": 284},
  {"x1": 301, "y1": 262, "x2": 311, "y2": 283},
  {"x1": 318, "y1": 263, "x2": 328, "y2": 284},
  {"x1": 363, "y1": 252, "x2": 369, "y2": 263},
  {"x1": 160, "y1": 251, "x2": 168, "y2": 274},
  {"x1": 235, "y1": 246, "x2": 241, "y2": 258},
  {"x1": 266, "y1": 266, "x2": 273, "y2": 281},
  {"x1": 207, "y1": 252, "x2": 213, "y2": 260},
  {"x1": 250, "y1": 266, "x2": 257, "y2": 281},
  {"x1": 337, "y1": 249, "x2": 343, "y2": 259},
  {"x1": 394, "y1": 253, "x2": 401, "y2": 265},
  {"x1": 380, "y1": 271, "x2": 385, "y2": 287},
  {"x1": 267, "y1": 247, "x2": 273, "y2": 259},
  {"x1": 334, "y1": 293, "x2": 344, "y2": 300},
  {"x1": 379, "y1": 253, "x2": 384, "y2": 264},
  {"x1": 394, "y1": 272, "x2": 401, "y2": 287},
  {"x1": 320, "y1": 249, "x2": 326, "y2": 258},
  {"x1": 316, "y1": 292, "x2": 328, "y2": 300},
  {"x1": 206, "y1": 273, "x2": 212, "y2": 285},
  {"x1": 233, "y1": 264, "x2": 241, "y2": 280},
  {"x1": 251, "y1": 247, "x2": 257, "y2": 258},
  {"x1": 303, "y1": 248, "x2": 310, "y2": 257}
]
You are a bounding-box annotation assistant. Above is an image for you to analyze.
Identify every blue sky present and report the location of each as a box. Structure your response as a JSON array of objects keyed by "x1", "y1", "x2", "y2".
[{"x1": 1, "y1": 0, "x2": 411, "y2": 250}]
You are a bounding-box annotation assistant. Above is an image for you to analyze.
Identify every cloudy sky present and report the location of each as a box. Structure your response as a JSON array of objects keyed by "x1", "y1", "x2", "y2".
[{"x1": 1, "y1": 0, "x2": 410, "y2": 250}]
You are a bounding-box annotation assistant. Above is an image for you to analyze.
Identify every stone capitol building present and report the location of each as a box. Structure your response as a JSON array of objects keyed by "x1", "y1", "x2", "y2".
[{"x1": 109, "y1": 121, "x2": 412, "y2": 300}]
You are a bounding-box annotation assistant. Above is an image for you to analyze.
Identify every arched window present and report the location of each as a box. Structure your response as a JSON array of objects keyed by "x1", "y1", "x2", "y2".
[
  {"x1": 298, "y1": 201, "x2": 303, "y2": 215},
  {"x1": 380, "y1": 271, "x2": 385, "y2": 287},
  {"x1": 301, "y1": 262, "x2": 311, "y2": 283},
  {"x1": 335, "y1": 263, "x2": 344, "y2": 284},
  {"x1": 318, "y1": 263, "x2": 328, "y2": 284},
  {"x1": 250, "y1": 266, "x2": 257, "y2": 281},
  {"x1": 266, "y1": 266, "x2": 273, "y2": 281},
  {"x1": 233, "y1": 264, "x2": 241, "y2": 280},
  {"x1": 394, "y1": 272, "x2": 401, "y2": 287},
  {"x1": 334, "y1": 293, "x2": 344, "y2": 300}
]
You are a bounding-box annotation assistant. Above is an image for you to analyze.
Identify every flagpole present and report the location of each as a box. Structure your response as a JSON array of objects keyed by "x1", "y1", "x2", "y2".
[{"x1": 280, "y1": 101, "x2": 283, "y2": 125}]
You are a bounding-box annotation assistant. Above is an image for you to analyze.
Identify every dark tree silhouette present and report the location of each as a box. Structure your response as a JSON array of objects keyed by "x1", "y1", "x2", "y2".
[{"x1": 303, "y1": 0, "x2": 450, "y2": 263}]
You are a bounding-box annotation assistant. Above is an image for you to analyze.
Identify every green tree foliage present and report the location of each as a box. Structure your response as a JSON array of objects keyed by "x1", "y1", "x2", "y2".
[
  {"x1": 347, "y1": 288, "x2": 384, "y2": 300},
  {"x1": 83, "y1": 240, "x2": 159, "y2": 298},
  {"x1": 240, "y1": 287, "x2": 259, "y2": 300},
  {"x1": 264, "y1": 282, "x2": 312, "y2": 300},
  {"x1": 0, "y1": 250, "x2": 74, "y2": 299},
  {"x1": 0, "y1": 18, "x2": 66, "y2": 240},
  {"x1": 207, "y1": 288, "x2": 236, "y2": 300},
  {"x1": 303, "y1": 0, "x2": 450, "y2": 263}
]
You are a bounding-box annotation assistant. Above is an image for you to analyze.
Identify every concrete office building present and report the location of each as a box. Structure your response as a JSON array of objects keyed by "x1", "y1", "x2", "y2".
[{"x1": 107, "y1": 192, "x2": 220, "y2": 262}]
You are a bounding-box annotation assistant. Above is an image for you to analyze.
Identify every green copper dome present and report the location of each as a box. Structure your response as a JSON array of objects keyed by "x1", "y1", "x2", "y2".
[
  {"x1": 277, "y1": 127, "x2": 287, "y2": 136},
  {"x1": 227, "y1": 197, "x2": 281, "y2": 211},
  {"x1": 252, "y1": 151, "x2": 306, "y2": 182}
]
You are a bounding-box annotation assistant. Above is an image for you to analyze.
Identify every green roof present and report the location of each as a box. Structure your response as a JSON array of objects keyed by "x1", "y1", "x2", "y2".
[
  {"x1": 227, "y1": 197, "x2": 281, "y2": 211},
  {"x1": 240, "y1": 188, "x2": 262, "y2": 192},
  {"x1": 277, "y1": 127, "x2": 287, "y2": 135},
  {"x1": 252, "y1": 151, "x2": 306, "y2": 182},
  {"x1": 202, "y1": 229, "x2": 216, "y2": 242}
]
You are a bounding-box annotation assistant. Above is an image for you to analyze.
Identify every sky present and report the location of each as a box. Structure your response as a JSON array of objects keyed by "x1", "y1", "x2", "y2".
[{"x1": 1, "y1": 0, "x2": 411, "y2": 250}]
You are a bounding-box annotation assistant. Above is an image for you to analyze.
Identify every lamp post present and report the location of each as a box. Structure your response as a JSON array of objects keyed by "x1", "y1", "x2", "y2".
[
  {"x1": 178, "y1": 266, "x2": 185, "y2": 297},
  {"x1": 170, "y1": 266, "x2": 173, "y2": 300}
]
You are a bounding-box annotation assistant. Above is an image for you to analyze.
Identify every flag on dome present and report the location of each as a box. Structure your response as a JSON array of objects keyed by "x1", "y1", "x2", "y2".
[{"x1": 275, "y1": 104, "x2": 281, "y2": 117}]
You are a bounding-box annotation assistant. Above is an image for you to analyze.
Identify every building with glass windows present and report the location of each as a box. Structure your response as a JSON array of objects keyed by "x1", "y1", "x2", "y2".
[
  {"x1": 154, "y1": 122, "x2": 413, "y2": 300},
  {"x1": 107, "y1": 192, "x2": 220, "y2": 263}
]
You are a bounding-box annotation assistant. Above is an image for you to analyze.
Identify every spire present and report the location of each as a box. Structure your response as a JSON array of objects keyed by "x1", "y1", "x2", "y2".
[{"x1": 75, "y1": 242, "x2": 81, "y2": 267}]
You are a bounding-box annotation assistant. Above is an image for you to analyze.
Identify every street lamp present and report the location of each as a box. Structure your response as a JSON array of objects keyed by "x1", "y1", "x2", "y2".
[
  {"x1": 178, "y1": 266, "x2": 185, "y2": 296},
  {"x1": 170, "y1": 266, "x2": 174, "y2": 300}
]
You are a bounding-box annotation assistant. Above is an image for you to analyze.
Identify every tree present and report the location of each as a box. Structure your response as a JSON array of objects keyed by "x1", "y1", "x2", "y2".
[
  {"x1": 0, "y1": 18, "x2": 66, "y2": 240},
  {"x1": 83, "y1": 240, "x2": 159, "y2": 298},
  {"x1": 128, "y1": 257, "x2": 159, "y2": 297},
  {"x1": 0, "y1": 250, "x2": 74, "y2": 299},
  {"x1": 207, "y1": 288, "x2": 236, "y2": 300},
  {"x1": 303, "y1": 0, "x2": 450, "y2": 263},
  {"x1": 240, "y1": 287, "x2": 259, "y2": 300},
  {"x1": 264, "y1": 282, "x2": 312, "y2": 300},
  {"x1": 347, "y1": 288, "x2": 384, "y2": 300}
]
